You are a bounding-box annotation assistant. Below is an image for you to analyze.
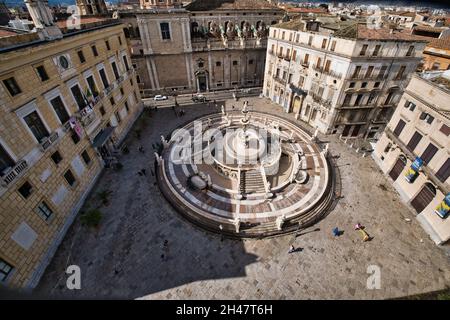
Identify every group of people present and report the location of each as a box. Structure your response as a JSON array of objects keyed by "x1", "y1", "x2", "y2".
[{"x1": 288, "y1": 223, "x2": 372, "y2": 254}]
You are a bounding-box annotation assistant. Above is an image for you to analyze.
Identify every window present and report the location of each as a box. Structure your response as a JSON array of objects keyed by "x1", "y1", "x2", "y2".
[
  {"x1": 51, "y1": 150, "x2": 62, "y2": 164},
  {"x1": 292, "y1": 50, "x2": 297, "y2": 62},
  {"x1": 365, "y1": 66, "x2": 374, "y2": 78},
  {"x1": 372, "y1": 45, "x2": 381, "y2": 56},
  {"x1": 354, "y1": 94, "x2": 363, "y2": 106},
  {"x1": 70, "y1": 85, "x2": 87, "y2": 110},
  {"x1": 324, "y1": 60, "x2": 331, "y2": 72},
  {"x1": 304, "y1": 53, "x2": 309, "y2": 64},
  {"x1": 421, "y1": 143, "x2": 438, "y2": 164},
  {"x1": 216, "y1": 61, "x2": 221, "y2": 67},
  {"x1": 330, "y1": 40, "x2": 336, "y2": 51},
  {"x1": 378, "y1": 66, "x2": 387, "y2": 79},
  {"x1": 118, "y1": 35, "x2": 122, "y2": 46},
  {"x1": 122, "y1": 56, "x2": 130, "y2": 71},
  {"x1": 115, "y1": 111, "x2": 121, "y2": 123},
  {"x1": 71, "y1": 131, "x2": 80, "y2": 144},
  {"x1": 99, "y1": 68, "x2": 109, "y2": 89},
  {"x1": 406, "y1": 131, "x2": 423, "y2": 152},
  {"x1": 349, "y1": 82, "x2": 355, "y2": 88},
  {"x1": 367, "y1": 93, "x2": 376, "y2": 105},
  {"x1": 361, "y1": 82, "x2": 367, "y2": 88},
  {"x1": 393, "y1": 119, "x2": 406, "y2": 137},
  {"x1": 100, "y1": 106, "x2": 106, "y2": 116},
  {"x1": 298, "y1": 76, "x2": 305, "y2": 87},
  {"x1": 406, "y1": 45, "x2": 414, "y2": 57},
  {"x1": 111, "y1": 61, "x2": 120, "y2": 80},
  {"x1": 110, "y1": 97, "x2": 115, "y2": 106},
  {"x1": 436, "y1": 158, "x2": 450, "y2": 183},
  {"x1": 233, "y1": 60, "x2": 238, "y2": 66},
  {"x1": 81, "y1": 150, "x2": 91, "y2": 165},
  {"x1": 77, "y1": 50, "x2": 86, "y2": 63},
  {"x1": 404, "y1": 101, "x2": 416, "y2": 111},
  {"x1": 24, "y1": 111, "x2": 49, "y2": 142},
  {"x1": 308, "y1": 35, "x2": 313, "y2": 46},
  {"x1": 343, "y1": 94, "x2": 352, "y2": 105},
  {"x1": 91, "y1": 45, "x2": 98, "y2": 57},
  {"x1": 374, "y1": 81, "x2": 380, "y2": 88},
  {"x1": 50, "y1": 96, "x2": 70, "y2": 124},
  {"x1": 359, "y1": 44, "x2": 368, "y2": 56},
  {"x1": 249, "y1": 59, "x2": 254, "y2": 65},
  {"x1": 105, "y1": 40, "x2": 111, "y2": 50},
  {"x1": 198, "y1": 62, "x2": 204, "y2": 68},
  {"x1": 120, "y1": 87, "x2": 124, "y2": 96},
  {"x1": 440, "y1": 124, "x2": 450, "y2": 136},
  {"x1": 321, "y1": 39, "x2": 327, "y2": 49},
  {"x1": 64, "y1": 169, "x2": 76, "y2": 186},
  {"x1": 352, "y1": 66, "x2": 361, "y2": 78},
  {"x1": 18, "y1": 181, "x2": 32, "y2": 199},
  {"x1": 0, "y1": 258, "x2": 13, "y2": 282},
  {"x1": 36, "y1": 201, "x2": 54, "y2": 221},
  {"x1": 160, "y1": 22, "x2": 171, "y2": 40},
  {"x1": 36, "y1": 65, "x2": 49, "y2": 82},
  {"x1": 86, "y1": 75, "x2": 98, "y2": 98},
  {"x1": 396, "y1": 66, "x2": 406, "y2": 80},
  {"x1": 3, "y1": 77, "x2": 21, "y2": 96},
  {"x1": 0, "y1": 144, "x2": 15, "y2": 174}
]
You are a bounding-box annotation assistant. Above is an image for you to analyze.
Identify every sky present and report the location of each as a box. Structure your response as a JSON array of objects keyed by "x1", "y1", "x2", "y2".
[{"x1": 2, "y1": 0, "x2": 449, "y2": 9}]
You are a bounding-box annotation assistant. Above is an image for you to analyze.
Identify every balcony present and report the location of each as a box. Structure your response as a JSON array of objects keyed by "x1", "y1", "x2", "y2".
[
  {"x1": 385, "y1": 128, "x2": 449, "y2": 194},
  {"x1": 1, "y1": 160, "x2": 28, "y2": 187},
  {"x1": 312, "y1": 64, "x2": 323, "y2": 73},
  {"x1": 300, "y1": 60, "x2": 310, "y2": 68},
  {"x1": 40, "y1": 132, "x2": 59, "y2": 151},
  {"x1": 310, "y1": 92, "x2": 332, "y2": 108},
  {"x1": 273, "y1": 76, "x2": 287, "y2": 85},
  {"x1": 347, "y1": 73, "x2": 388, "y2": 80},
  {"x1": 323, "y1": 69, "x2": 343, "y2": 79}
]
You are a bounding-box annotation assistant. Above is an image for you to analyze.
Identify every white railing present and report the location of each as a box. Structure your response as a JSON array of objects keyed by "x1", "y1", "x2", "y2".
[{"x1": 1, "y1": 160, "x2": 28, "y2": 187}]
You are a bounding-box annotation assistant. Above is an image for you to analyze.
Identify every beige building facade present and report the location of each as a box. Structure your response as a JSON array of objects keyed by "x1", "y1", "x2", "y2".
[
  {"x1": 373, "y1": 72, "x2": 450, "y2": 245},
  {"x1": 124, "y1": 0, "x2": 284, "y2": 97},
  {"x1": 0, "y1": 15, "x2": 143, "y2": 288},
  {"x1": 263, "y1": 19, "x2": 427, "y2": 139}
]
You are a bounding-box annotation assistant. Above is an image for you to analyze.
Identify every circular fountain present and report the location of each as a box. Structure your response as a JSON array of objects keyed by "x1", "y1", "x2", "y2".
[{"x1": 155, "y1": 102, "x2": 334, "y2": 237}]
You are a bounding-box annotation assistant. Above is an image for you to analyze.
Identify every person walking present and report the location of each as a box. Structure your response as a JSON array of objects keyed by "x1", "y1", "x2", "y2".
[{"x1": 288, "y1": 245, "x2": 295, "y2": 253}]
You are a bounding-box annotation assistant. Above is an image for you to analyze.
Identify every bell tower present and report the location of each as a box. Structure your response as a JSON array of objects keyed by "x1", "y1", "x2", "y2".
[
  {"x1": 76, "y1": 0, "x2": 108, "y2": 16},
  {"x1": 24, "y1": 0, "x2": 62, "y2": 40},
  {"x1": 140, "y1": 0, "x2": 182, "y2": 10}
]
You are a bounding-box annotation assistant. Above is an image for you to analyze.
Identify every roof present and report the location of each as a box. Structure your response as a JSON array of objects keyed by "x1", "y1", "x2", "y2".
[
  {"x1": 286, "y1": 8, "x2": 327, "y2": 14},
  {"x1": 335, "y1": 23, "x2": 429, "y2": 42},
  {"x1": 426, "y1": 36, "x2": 450, "y2": 51},
  {"x1": 413, "y1": 25, "x2": 446, "y2": 34},
  {"x1": 185, "y1": 0, "x2": 281, "y2": 11},
  {"x1": 57, "y1": 17, "x2": 109, "y2": 30},
  {"x1": 0, "y1": 29, "x2": 21, "y2": 38}
]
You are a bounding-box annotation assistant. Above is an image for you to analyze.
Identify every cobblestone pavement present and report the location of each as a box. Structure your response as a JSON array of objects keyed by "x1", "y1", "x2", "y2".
[{"x1": 35, "y1": 97, "x2": 450, "y2": 299}]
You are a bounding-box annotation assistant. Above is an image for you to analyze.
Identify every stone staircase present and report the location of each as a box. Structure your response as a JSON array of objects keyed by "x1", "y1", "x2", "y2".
[{"x1": 243, "y1": 170, "x2": 266, "y2": 194}]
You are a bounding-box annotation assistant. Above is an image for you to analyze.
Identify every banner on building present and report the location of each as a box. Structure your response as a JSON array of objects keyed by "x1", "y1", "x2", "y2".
[
  {"x1": 405, "y1": 157, "x2": 422, "y2": 183},
  {"x1": 69, "y1": 117, "x2": 84, "y2": 139},
  {"x1": 435, "y1": 193, "x2": 450, "y2": 219}
]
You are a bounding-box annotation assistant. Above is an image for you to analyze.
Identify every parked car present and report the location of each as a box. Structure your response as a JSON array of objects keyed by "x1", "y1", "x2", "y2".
[
  {"x1": 154, "y1": 95, "x2": 168, "y2": 101},
  {"x1": 192, "y1": 94, "x2": 207, "y2": 102}
]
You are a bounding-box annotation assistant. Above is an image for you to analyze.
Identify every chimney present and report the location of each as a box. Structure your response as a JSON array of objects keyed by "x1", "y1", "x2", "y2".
[{"x1": 24, "y1": 0, "x2": 62, "y2": 40}]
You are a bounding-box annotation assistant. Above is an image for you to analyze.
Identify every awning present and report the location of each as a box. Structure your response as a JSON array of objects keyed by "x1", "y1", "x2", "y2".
[
  {"x1": 289, "y1": 83, "x2": 307, "y2": 96},
  {"x1": 92, "y1": 126, "x2": 115, "y2": 148}
]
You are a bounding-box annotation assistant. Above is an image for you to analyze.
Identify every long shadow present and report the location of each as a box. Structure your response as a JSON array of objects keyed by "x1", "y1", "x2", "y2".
[{"x1": 33, "y1": 102, "x2": 259, "y2": 300}]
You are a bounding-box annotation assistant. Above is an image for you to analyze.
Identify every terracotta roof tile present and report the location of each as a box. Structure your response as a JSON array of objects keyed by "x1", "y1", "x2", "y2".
[{"x1": 426, "y1": 36, "x2": 450, "y2": 50}]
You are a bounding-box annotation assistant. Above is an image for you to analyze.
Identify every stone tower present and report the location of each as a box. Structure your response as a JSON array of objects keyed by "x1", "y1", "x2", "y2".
[
  {"x1": 76, "y1": 0, "x2": 108, "y2": 16},
  {"x1": 24, "y1": 0, "x2": 62, "y2": 40},
  {"x1": 140, "y1": 0, "x2": 182, "y2": 10}
]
